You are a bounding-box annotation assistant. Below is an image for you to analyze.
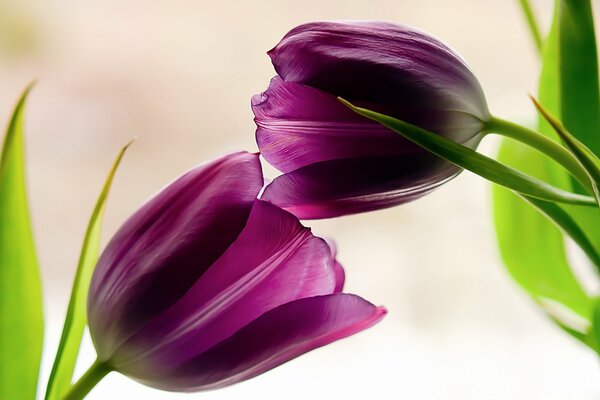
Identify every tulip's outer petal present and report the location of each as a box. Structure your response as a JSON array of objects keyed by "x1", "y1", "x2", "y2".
[
  {"x1": 268, "y1": 21, "x2": 489, "y2": 128},
  {"x1": 112, "y1": 200, "x2": 341, "y2": 375},
  {"x1": 253, "y1": 76, "x2": 484, "y2": 174},
  {"x1": 88, "y1": 152, "x2": 263, "y2": 359},
  {"x1": 132, "y1": 294, "x2": 387, "y2": 392},
  {"x1": 260, "y1": 149, "x2": 481, "y2": 219}
]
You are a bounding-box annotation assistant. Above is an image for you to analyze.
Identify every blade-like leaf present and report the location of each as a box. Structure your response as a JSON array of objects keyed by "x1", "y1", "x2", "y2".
[
  {"x1": 553, "y1": 0, "x2": 600, "y2": 296},
  {"x1": 0, "y1": 85, "x2": 44, "y2": 399},
  {"x1": 494, "y1": 3, "x2": 595, "y2": 336},
  {"x1": 559, "y1": 0, "x2": 600, "y2": 156},
  {"x1": 338, "y1": 98, "x2": 596, "y2": 207},
  {"x1": 493, "y1": 139, "x2": 590, "y2": 317},
  {"x1": 517, "y1": 0, "x2": 543, "y2": 55},
  {"x1": 45, "y1": 141, "x2": 132, "y2": 400}
]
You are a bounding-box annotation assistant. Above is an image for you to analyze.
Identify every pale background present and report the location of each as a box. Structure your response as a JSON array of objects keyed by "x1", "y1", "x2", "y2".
[{"x1": 1, "y1": 0, "x2": 599, "y2": 399}]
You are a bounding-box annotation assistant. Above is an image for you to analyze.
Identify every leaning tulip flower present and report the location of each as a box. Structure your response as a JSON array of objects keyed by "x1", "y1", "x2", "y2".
[
  {"x1": 252, "y1": 21, "x2": 490, "y2": 219},
  {"x1": 75, "y1": 151, "x2": 385, "y2": 397}
]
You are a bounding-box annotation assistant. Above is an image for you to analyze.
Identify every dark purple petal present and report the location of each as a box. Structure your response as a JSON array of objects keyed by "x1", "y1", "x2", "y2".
[
  {"x1": 128, "y1": 294, "x2": 386, "y2": 391},
  {"x1": 253, "y1": 76, "x2": 446, "y2": 173},
  {"x1": 260, "y1": 151, "x2": 481, "y2": 219},
  {"x1": 111, "y1": 200, "x2": 341, "y2": 373},
  {"x1": 269, "y1": 21, "x2": 489, "y2": 127},
  {"x1": 88, "y1": 152, "x2": 263, "y2": 359},
  {"x1": 252, "y1": 21, "x2": 490, "y2": 218}
]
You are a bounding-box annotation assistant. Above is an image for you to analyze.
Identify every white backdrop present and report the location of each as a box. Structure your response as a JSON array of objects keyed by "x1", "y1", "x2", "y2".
[{"x1": 0, "y1": 0, "x2": 598, "y2": 398}]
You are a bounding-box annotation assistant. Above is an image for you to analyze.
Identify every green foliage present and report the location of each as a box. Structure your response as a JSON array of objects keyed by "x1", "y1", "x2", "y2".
[
  {"x1": 0, "y1": 85, "x2": 44, "y2": 399},
  {"x1": 45, "y1": 142, "x2": 131, "y2": 400},
  {"x1": 492, "y1": 0, "x2": 600, "y2": 343}
]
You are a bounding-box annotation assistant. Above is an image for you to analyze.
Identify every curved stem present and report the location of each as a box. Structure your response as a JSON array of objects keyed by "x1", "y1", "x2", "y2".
[
  {"x1": 485, "y1": 116, "x2": 595, "y2": 195},
  {"x1": 62, "y1": 360, "x2": 110, "y2": 400},
  {"x1": 517, "y1": 0, "x2": 543, "y2": 56}
]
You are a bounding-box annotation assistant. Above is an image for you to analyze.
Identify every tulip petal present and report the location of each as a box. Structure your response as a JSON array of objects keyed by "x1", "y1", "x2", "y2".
[
  {"x1": 88, "y1": 152, "x2": 263, "y2": 359},
  {"x1": 253, "y1": 77, "x2": 484, "y2": 174},
  {"x1": 113, "y1": 200, "x2": 342, "y2": 372},
  {"x1": 253, "y1": 77, "x2": 427, "y2": 173},
  {"x1": 269, "y1": 21, "x2": 488, "y2": 124},
  {"x1": 133, "y1": 294, "x2": 386, "y2": 391},
  {"x1": 261, "y1": 154, "x2": 469, "y2": 219}
]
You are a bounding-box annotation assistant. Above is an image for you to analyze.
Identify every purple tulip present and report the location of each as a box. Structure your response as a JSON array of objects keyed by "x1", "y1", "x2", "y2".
[
  {"x1": 87, "y1": 151, "x2": 385, "y2": 391},
  {"x1": 252, "y1": 21, "x2": 489, "y2": 219}
]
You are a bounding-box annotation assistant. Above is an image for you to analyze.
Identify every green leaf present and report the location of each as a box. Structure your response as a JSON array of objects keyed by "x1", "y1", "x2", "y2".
[
  {"x1": 554, "y1": 0, "x2": 600, "y2": 298},
  {"x1": 521, "y1": 195, "x2": 600, "y2": 273},
  {"x1": 492, "y1": 3, "x2": 594, "y2": 335},
  {"x1": 493, "y1": 141, "x2": 590, "y2": 318},
  {"x1": 558, "y1": 0, "x2": 600, "y2": 156},
  {"x1": 517, "y1": 0, "x2": 543, "y2": 55},
  {"x1": 0, "y1": 85, "x2": 44, "y2": 399},
  {"x1": 45, "y1": 141, "x2": 132, "y2": 400},
  {"x1": 338, "y1": 98, "x2": 596, "y2": 207}
]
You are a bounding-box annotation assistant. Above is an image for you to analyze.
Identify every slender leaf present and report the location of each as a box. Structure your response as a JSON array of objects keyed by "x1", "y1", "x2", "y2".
[
  {"x1": 558, "y1": 0, "x2": 600, "y2": 156},
  {"x1": 492, "y1": 4, "x2": 593, "y2": 326},
  {"x1": 493, "y1": 140, "x2": 590, "y2": 317},
  {"x1": 554, "y1": 0, "x2": 600, "y2": 291},
  {"x1": 45, "y1": 141, "x2": 132, "y2": 400},
  {"x1": 338, "y1": 98, "x2": 596, "y2": 207},
  {"x1": 517, "y1": 0, "x2": 543, "y2": 55},
  {"x1": 0, "y1": 85, "x2": 44, "y2": 399}
]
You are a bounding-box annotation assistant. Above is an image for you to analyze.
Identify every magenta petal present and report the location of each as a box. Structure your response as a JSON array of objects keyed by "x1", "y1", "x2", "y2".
[
  {"x1": 269, "y1": 21, "x2": 488, "y2": 123},
  {"x1": 261, "y1": 154, "x2": 470, "y2": 219},
  {"x1": 131, "y1": 294, "x2": 386, "y2": 392},
  {"x1": 88, "y1": 152, "x2": 263, "y2": 359},
  {"x1": 253, "y1": 76, "x2": 422, "y2": 173},
  {"x1": 112, "y1": 200, "x2": 341, "y2": 372}
]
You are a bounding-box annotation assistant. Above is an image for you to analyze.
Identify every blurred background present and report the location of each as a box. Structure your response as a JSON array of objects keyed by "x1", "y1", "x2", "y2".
[{"x1": 1, "y1": 0, "x2": 598, "y2": 398}]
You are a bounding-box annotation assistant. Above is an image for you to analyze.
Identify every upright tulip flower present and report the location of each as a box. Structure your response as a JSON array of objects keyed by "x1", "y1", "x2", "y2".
[
  {"x1": 252, "y1": 21, "x2": 490, "y2": 219},
  {"x1": 79, "y1": 152, "x2": 385, "y2": 396}
]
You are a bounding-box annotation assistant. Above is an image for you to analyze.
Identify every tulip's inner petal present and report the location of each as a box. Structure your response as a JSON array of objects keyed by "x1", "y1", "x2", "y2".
[
  {"x1": 253, "y1": 77, "x2": 484, "y2": 174},
  {"x1": 131, "y1": 294, "x2": 386, "y2": 392},
  {"x1": 261, "y1": 154, "x2": 463, "y2": 219},
  {"x1": 254, "y1": 77, "x2": 439, "y2": 173},
  {"x1": 88, "y1": 152, "x2": 264, "y2": 359},
  {"x1": 112, "y1": 200, "x2": 343, "y2": 374},
  {"x1": 268, "y1": 21, "x2": 489, "y2": 124}
]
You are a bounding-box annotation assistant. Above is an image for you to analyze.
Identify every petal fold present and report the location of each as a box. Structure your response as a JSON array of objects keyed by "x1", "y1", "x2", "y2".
[
  {"x1": 261, "y1": 154, "x2": 467, "y2": 219},
  {"x1": 253, "y1": 76, "x2": 423, "y2": 173}
]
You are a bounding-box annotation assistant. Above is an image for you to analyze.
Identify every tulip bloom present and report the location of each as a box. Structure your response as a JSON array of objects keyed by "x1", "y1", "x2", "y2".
[
  {"x1": 252, "y1": 21, "x2": 489, "y2": 219},
  {"x1": 87, "y1": 151, "x2": 385, "y2": 391}
]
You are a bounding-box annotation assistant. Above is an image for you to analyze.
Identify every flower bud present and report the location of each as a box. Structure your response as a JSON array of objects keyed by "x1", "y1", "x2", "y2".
[
  {"x1": 252, "y1": 21, "x2": 489, "y2": 218},
  {"x1": 87, "y1": 152, "x2": 385, "y2": 391}
]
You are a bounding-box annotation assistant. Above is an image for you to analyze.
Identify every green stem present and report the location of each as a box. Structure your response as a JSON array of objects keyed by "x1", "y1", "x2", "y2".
[
  {"x1": 517, "y1": 0, "x2": 543, "y2": 56},
  {"x1": 485, "y1": 116, "x2": 595, "y2": 196},
  {"x1": 62, "y1": 360, "x2": 110, "y2": 400}
]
